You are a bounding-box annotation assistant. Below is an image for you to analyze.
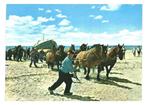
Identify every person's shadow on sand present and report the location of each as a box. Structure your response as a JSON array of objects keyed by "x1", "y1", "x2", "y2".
[{"x1": 53, "y1": 93, "x2": 100, "y2": 101}]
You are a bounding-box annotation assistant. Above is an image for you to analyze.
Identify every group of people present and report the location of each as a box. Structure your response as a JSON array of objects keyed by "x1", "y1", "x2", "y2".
[
  {"x1": 132, "y1": 46, "x2": 142, "y2": 57},
  {"x1": 29, "y1": 48, "x2": 46, "y2": 68}
]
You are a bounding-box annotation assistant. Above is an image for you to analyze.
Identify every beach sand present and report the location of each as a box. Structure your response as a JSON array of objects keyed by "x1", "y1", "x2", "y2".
[{"x1": 5, "y1": 50, "x2": 142, "y2": 101}]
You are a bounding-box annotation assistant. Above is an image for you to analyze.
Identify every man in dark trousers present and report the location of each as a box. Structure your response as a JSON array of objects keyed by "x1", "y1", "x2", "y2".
[
  {"x1": 29, "y1": 47, "x2": 38, "y2": 68},
  {"x1": 48, "y1": 50, "x2": 75, "y2": 95}
]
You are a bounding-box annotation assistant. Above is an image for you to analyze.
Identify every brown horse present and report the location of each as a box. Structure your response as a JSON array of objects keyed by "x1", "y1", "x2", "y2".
[
  {"x1": 74, "y1": 44, "x2": 104, "y2": 79},
  {"x1": 97, "y1": 44, "x2": 124, "y2": 80},
  {"x1": 46, "y1": 45, "x2": 67, "y2": 70},
  {"x1": 56, "y1": 45, "x2": 67, "y2": 70},
  {"x1": 46, "y1": 48, "x2": 57, "y2": 70}
]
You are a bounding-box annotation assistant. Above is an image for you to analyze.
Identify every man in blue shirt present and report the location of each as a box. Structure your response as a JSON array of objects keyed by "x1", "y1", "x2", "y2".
[{"x1": 48, "y1": 50, "x2": 75, "y2": 95}]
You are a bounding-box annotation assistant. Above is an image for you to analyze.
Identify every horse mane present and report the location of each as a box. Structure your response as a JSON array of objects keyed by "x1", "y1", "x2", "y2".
[
  {"x1": 84, "y1": 47, "x2": 96, "y2": 54},
  {"x1": 107, "y1": 46, "x2": 119, "y2": 58},
  {"x1": 83, "y1": 45, "x2": 103, "y2": 58}
]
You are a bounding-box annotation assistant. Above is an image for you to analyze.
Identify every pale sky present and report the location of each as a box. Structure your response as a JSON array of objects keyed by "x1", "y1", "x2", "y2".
[{"x1": 6, "y1": 4, "x2": 142, "y2": 46}]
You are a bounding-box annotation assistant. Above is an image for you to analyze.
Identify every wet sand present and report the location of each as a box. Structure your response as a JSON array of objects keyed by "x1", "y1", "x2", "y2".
[{"x1": 5, "y1": 50, "x2": 142, "y2": 101}]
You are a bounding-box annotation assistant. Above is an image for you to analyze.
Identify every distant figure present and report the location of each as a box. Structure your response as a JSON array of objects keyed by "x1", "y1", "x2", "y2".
[
  {"x1": 39, "y1": 49, "x2": 45, "y2": 63},
  {"x1": 16, "y1": 45, "x2": 24, "y2": 62},
  {"x1": 7, "y1": 49, "x2": 13, "y2": 60},
  {"x1": 137, "y1": 46, "x2": 142, "y2": 56},
  {"x1": 122, "y1": 47, "x2": 126, "y2": 59},
  {"x1": 29, "y1": 48, "x2": 38, "y2": 68},
  {"x1": 23, "y1": 48, "x2": 28, "y2": 61},
  {"x1": 132, "y1": 48, "x2": 137, "y2": 57},
  {"x1": 27, "y1": 48, "x2": 30, "y2": 59},
  {"x1": 13, "y1": 46, "x2": 17, "y2": 60}
]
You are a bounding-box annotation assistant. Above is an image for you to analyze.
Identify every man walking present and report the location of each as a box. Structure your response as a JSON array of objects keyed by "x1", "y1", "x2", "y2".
[
  {"x1": 48, "y1": 50, "x2": 75, "y2": 95},
  {"x1": 29, "y1": 47, "x2": 38, "y2": 68}
]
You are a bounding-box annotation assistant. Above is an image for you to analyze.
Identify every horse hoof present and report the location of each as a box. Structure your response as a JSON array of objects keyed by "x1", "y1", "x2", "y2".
[
  {"x1": 76, "y1": 69, "x2": 80, "y2": 72},
  {"x1": 97, "y1": 78, "x2": 100, "y2": 81},
  {"x1": 85, "y1": 76, "x2": 90, "y2": 80},
  {"x1": 106, "y1": 77, "x2": 109, "y2": 80}
]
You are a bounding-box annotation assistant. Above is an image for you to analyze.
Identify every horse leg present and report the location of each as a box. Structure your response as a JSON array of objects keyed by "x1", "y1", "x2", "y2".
[
  {"x1": 9, "y1": 55, "x2": 11, "y2": 60},
  {"x1": 51, "y1": 63, "x2": 54, "y2": 70},
  {"x1": 84, "y1": 67, "x2": 87, "y2": 75},
  {"x1": 57, "y1": 61, "x2": 60, "y2": 70},
  {"x1": 106, "y1": 66, "x2": 110, "y2": 79},
  {"x1": 85, "y1": 67, "x2": 90, "y2": 80},
  {"x1": 92, "y1": 67, "x2": 95, "y2": 73},
  {"x1": 97, "y1": 65, "x2": 102, "y2": 81},
  {"x1": 74, "y1": 65, "x2": 78, "y2": 72},
  {"x1": 106, "y1": 63, "x2": 115, "y2": 79},
  {"x1": 47, "y1": 62, "x2": 50, "y2": 69}
]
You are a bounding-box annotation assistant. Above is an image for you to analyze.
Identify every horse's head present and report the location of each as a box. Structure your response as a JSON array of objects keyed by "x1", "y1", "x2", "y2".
[
  {"x1": 117, "y1": 44, "x2": 124, "y2": 60},
  {"x1": 95, "y1": 44, "x2": 103, "y2": 57},
  {"x1": 80, "y1": 43, "x2": 88, "y2": 51},
  {"x1": 70, "y1": 44, "x2": 75, "y2": 51},
  {"x1": 101, "y1": 44, "x2": 108, "y2": 57},
  {"x1": 58, "y1": 45, "x2": 65, "y2": 51}
]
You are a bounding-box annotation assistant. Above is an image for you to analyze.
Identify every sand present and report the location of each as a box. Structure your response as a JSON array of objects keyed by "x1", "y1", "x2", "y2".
[{"x1": 5, "y1": 50, "x2": 142, "y2": 101}]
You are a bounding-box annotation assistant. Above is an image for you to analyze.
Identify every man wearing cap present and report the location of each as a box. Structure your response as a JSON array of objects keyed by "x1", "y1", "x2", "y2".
[{"x1": 48, "y1": 50, "x2": 75, "y2": 95}]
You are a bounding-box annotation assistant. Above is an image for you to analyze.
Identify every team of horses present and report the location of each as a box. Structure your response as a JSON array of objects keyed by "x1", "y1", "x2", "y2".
[
  {"x1": 45, "y1": 43, "x2": 125, "y2": 80},
  {"x1": 74, "y1": 44, "x2": 125, "y2": 80},
  {"x1": 6, "y1": 43, "x2": 125, "y2": 81}
]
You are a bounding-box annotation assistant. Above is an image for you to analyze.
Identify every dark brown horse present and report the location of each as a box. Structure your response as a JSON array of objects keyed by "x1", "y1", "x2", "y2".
[
  {"x1": 68, "y1": 43, "x2": 88, "y2": 59},
  {"x1": 97, "y1": 44, "x2": 124, "y2": 80},
  {"x1": 70, "y1": 44, "x2": 76, "y2": 52},
  {"x1": 56, "y1": 45, "x2": 67, "y2": 70},
  {"x1": 75, "y1": 43, "x2": 88, "y2": 58},
  {"x1": 6, "y1": 45, "x2": 26, "y2": 61},
  {"x1": 46, "y1": 45, "x2": 67, "y2": 70},
  {"x1": 74, "y1": 44, "x2": 104, "y2": 79},
  {"x1": 81, "y1": 44, "x2": 108, "y2": 75},
  {"x1": 79, "y1": 43, "x2": 88, "y2": 51}
]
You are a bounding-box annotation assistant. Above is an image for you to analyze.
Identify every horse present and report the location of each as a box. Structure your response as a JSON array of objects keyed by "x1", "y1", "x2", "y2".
[
  {"x1": 46, "y1": 45, "x2": 67, "y2": 70},
  {"x1": 15, "y1": 45, "x2": 25, "y2": 62},
  {"x1": 74, "y1": 44, "x2": 104, "y2": 80},
  {"x1": 46, "y1": 44, "x2": 57, "y2": 69},
  {"x1": 81, "y1": 44, "x2": 108, "y2": 74},
  {"x1": 6, "y1": 47, "x2": 17, "y2": 61},
  {"x1": 97, "y1": 44, "x2": 124, "y2": 80},
  {"x1": 66, "y1": 44, "x2": 88, "y2": 59},
  {"x1": 6, "y1": 49, "x2": 13, "y2": 60},
  {"x1": 80, "y1": 43, "x2": 88, "y2": 51},
  {"x1": 6, "y1": 45, "x2": 26, "y2": 61},
  {"x1": 56, "y1": 45, "x2": 67, "y2": 70}
]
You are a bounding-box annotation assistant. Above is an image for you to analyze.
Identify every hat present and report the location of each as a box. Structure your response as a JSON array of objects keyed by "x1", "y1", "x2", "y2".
[{"x1": 67, "y1": 49, "x2": 74, "y2": 55}]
